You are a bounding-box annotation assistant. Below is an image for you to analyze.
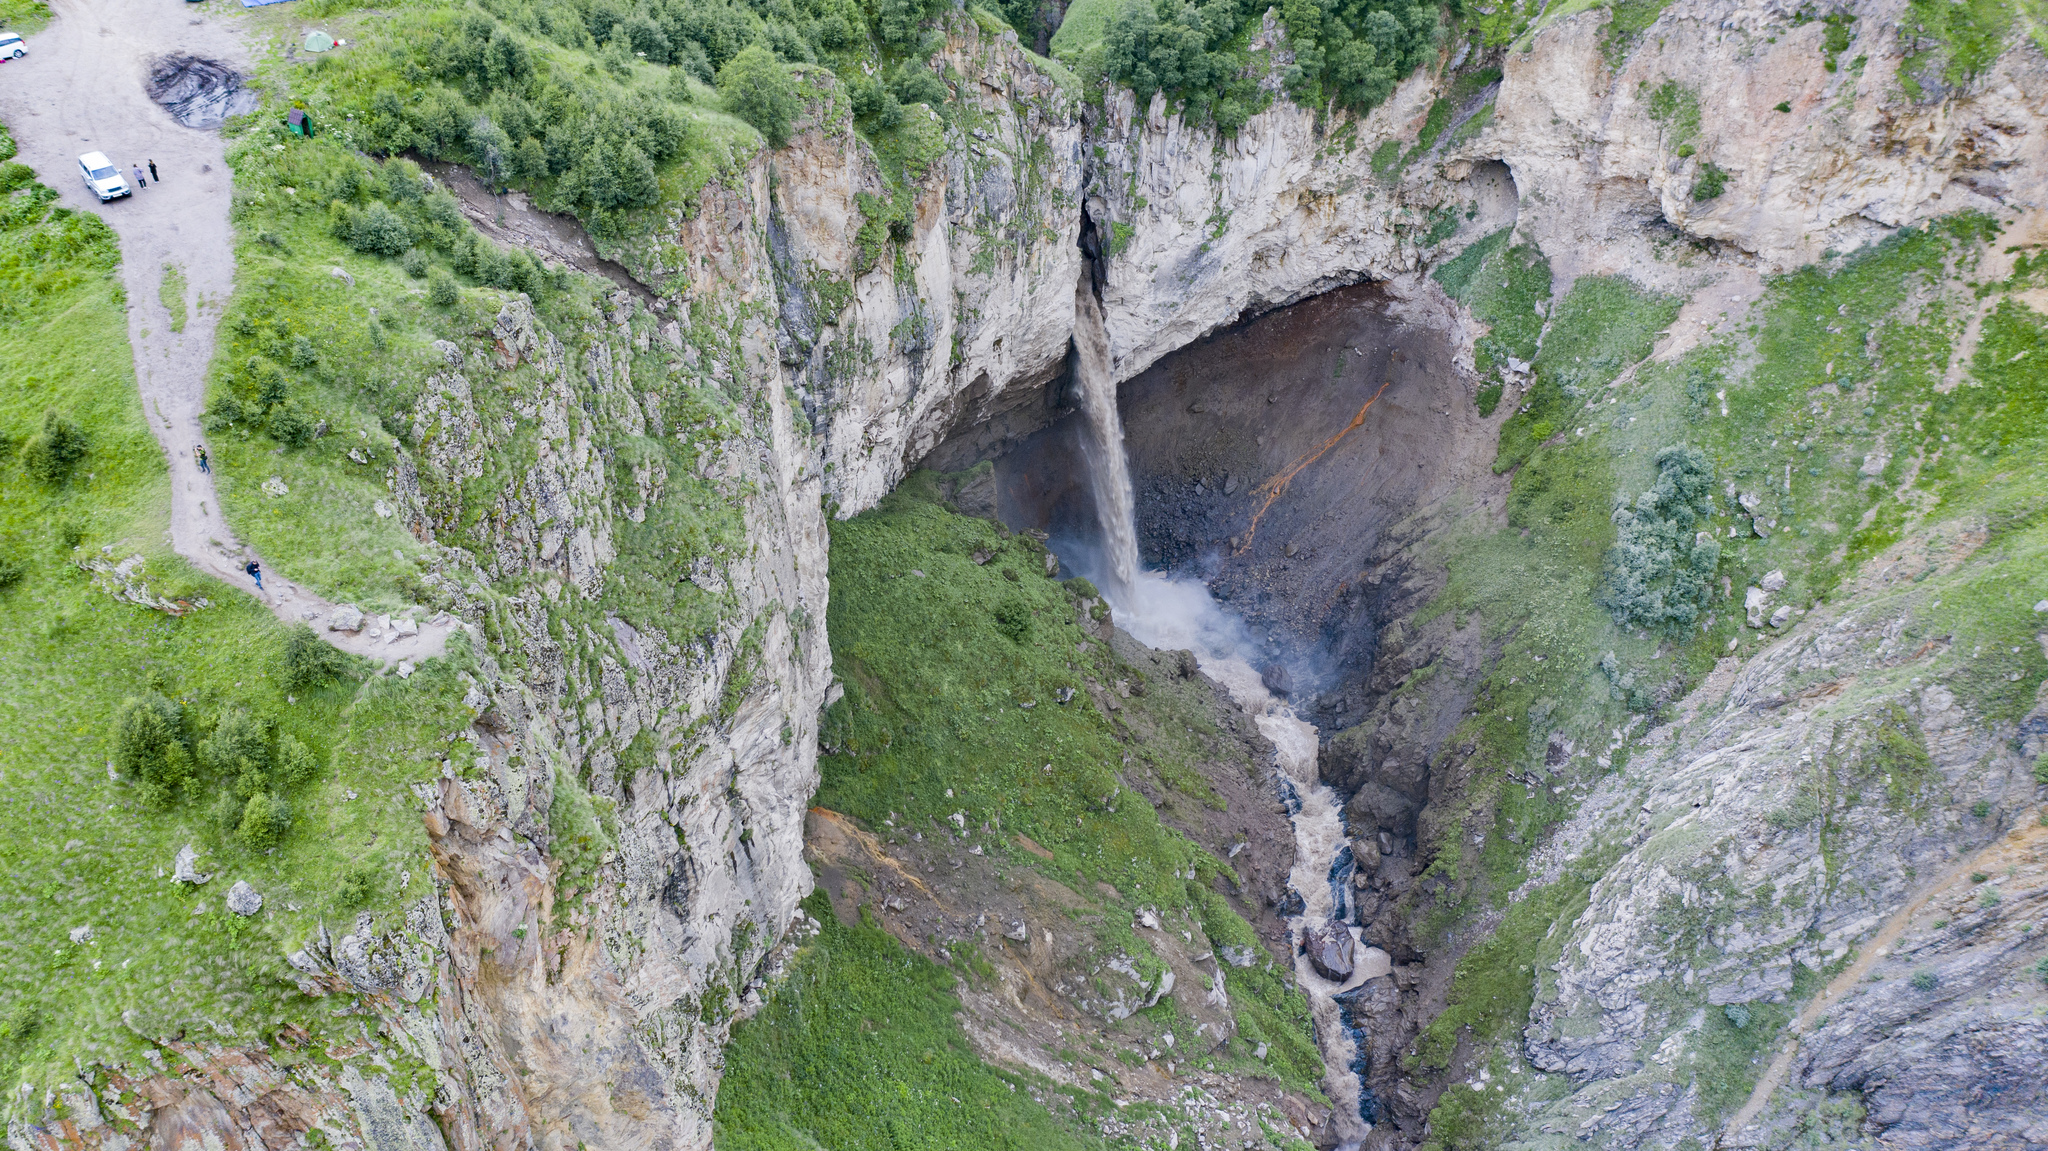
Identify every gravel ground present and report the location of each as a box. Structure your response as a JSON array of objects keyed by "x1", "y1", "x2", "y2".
[{"x1": 0, "y1": 0, "x2": 454, "y2": 665}]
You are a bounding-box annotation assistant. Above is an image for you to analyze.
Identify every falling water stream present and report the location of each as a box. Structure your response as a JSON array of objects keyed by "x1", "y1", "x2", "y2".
[{"x1": 1067, "y1": 276, "x2": 1389, "y2": 1146}]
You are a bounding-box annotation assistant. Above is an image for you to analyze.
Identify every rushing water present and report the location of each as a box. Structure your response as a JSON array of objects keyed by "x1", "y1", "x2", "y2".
[
  {"x1": 1071, "y1": 278, "x2": 1140, "y2": 603},
  {"x1": 1066, "y1": 276, "x2": 1388, "y2": 1146}
]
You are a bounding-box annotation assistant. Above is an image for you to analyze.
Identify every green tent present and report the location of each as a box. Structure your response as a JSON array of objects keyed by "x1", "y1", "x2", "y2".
[{"x1": 303, "y1": 30, "x2": 334, "y2": 52}]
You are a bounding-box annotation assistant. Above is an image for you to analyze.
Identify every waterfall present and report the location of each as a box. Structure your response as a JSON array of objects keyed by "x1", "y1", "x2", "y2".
[
  {"x1": 1071, "y1": 277, "x2": 1139, "y2": 602},
  {"x1": 1065, "y1": 272, "x2": 1387, "y2": 1146}
]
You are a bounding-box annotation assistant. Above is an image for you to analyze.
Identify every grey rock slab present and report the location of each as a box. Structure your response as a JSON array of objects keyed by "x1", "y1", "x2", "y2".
[
  {"x1": 171, "y1": 843, "x2": 210, "y2": 885},
  {"x1": 226, "y1": 880, "x2": 262, "y2": 916}
]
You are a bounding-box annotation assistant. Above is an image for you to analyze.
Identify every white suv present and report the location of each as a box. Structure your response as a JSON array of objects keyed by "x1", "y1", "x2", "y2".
[
  {"x1": 79, "y1": 152, "x2": 129, "y2": 201},
  {"x1": 0, "y1": 33, "x2": 24, "y2": 60}
]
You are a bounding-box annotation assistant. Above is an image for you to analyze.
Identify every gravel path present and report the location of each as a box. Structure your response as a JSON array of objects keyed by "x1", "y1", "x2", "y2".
[{"x1": 0, "y1": 0, "x2": 456, "y2": 667}]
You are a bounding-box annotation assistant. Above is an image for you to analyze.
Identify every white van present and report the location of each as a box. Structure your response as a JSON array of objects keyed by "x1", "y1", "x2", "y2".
[
  {"x1": 79, "y1": 153, "x2": 130, "y2": 201},
  {"x1": 0, "y1": 33, "x2": 24, "y2": 60}
]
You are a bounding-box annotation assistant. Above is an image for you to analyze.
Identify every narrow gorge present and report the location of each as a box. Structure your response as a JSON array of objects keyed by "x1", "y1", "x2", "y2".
[{"x1": 0, "y1": 0, "x2": 2043, "y2": 1148}]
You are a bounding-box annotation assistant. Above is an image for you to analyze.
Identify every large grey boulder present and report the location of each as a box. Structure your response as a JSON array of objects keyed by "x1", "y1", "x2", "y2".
[
  {"x1": 226, "y1": 880, "x2": 262, "y2": 916},
  {"x1": 1303, "y1": 922, "x2": 1356, "y2": 982}
]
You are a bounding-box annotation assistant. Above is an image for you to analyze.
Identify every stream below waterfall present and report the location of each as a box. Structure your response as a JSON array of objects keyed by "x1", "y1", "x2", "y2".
[{"x1": 1066, "y1": 276, "x2": 1389, "y2": 1147}]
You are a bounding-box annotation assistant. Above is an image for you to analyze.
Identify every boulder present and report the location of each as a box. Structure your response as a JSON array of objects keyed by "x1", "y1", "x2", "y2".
[
  {"x1": 1261, "y1": 663, "x2": 1293, "y2": 695},
  {"x1": 171, "y1": 843, "x2": 210, "y2": 885},
  {"x1": 1303, "y1": 922, "x2": 1356, "y2": 982},
  {"x1": 226, "y1": 880, "x2": 263, "y2": 916},
  {"x1": 327, "y1": 603, "x2": 365, "y2": 632}
]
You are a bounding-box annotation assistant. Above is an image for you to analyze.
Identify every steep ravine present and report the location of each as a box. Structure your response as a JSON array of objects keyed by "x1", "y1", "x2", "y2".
[{"x1": 11, "y1": 0, "x2": 2048, "y2": 1148}]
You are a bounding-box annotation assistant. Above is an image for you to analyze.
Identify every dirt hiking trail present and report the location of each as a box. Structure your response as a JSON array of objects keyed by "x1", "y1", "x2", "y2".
[{"x1": 0, "y1": 0, "x2": 455, "y2": 666}]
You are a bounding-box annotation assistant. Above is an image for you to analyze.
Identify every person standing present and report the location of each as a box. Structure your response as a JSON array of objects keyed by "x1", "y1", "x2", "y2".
[
  {"x1": 131, "y1": 163, "x2": 145, "y2": 188},
  {"x1": 193, "y1": 444, "x2": 208, "y2": 473},
  {"x1": 244, "y1": 559, "x2": 262, "y2": 590},
  {"x1": 148, "y1": 159, "x2": 159, "y2": 183}
]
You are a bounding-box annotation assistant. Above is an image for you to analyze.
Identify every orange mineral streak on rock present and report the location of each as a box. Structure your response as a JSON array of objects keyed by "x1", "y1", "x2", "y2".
[{"x1": 1238, "y1": 377, "x2": 1394, "y2": 554}]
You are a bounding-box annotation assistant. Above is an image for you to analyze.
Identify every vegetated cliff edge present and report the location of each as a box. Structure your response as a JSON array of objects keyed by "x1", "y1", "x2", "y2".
[{"x1": 18, "y1": 0, "x2": 2048, "y2": 1147}]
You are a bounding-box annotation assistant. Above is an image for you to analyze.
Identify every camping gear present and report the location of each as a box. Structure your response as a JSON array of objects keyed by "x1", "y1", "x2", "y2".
[
  {"x1": 285, "y1": 108, "x2": 313, "y2": 137},
  {"x1": 303, "y1": 30, "x2": 333, "y2": 52}
]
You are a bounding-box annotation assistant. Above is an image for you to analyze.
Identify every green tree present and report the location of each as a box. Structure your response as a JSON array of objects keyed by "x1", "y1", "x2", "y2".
[
  {"x1": 237, "y1": 793, "x2": 292, "y2": 851},
  {"x1": 1599, "y1": 445, "x2": 1722, "y2": 633},
  {"x1": 719, "y1": 45, "x2": 800, "y2": 148},
  {"x1": 19, "y1": 410, "x2": 86, "y2": 483},
  {"x1": 280, "y1": 622, "x2": 350, "y2": 692},
  {"x1": 201, "y1": 708, "x2": 272, "y2": 797},
  {"x1": 113, "y1": 693, "x2": 192, "y2": 800}
]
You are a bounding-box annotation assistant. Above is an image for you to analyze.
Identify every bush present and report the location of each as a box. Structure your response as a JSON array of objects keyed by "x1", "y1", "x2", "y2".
[
  {"x1": 0, "y1": 555, "x2": 23, "y2": 591},
  {"x1": 201, "y1": 708, "x2": 272, "y2": 797},
  {"x1": 201, "y1": 393, "x2": 244, "y2": 431},
  {"x1": 1692, "y1": 162, "x2": 1728, "y2": 202},
  {"x1": 337, "y1": 865, "x2": 377, "y2": 908},
  {"x1": 992, "y1": 598, "x2": 1032, "y2": 642},
  {"x1": 113, "y1": 693, "x2": 193, "y2": 796},
  {"x1": 1599, "y1": 445, "x2": 1721, "y2": 633},
  {"x1": 1909, "y1": 969, "x2": 1939, "y2": 992},
  {"x1": 267, "y1": 403, "x2": 316, "y2": 448},
  {"x1": 719, "y1": 45, "x2": 799, "y2": 148},
  {"x1": 280, "y1": 623, "x2": 351, "y2": 692},
  {"x1": 274, "y1": 733, "x2": 322, "y2": 787},
  {"x1": 401, "y1": 248, "x2": 429, "y2": 278},
  {"x1": 343, "y1": 201, "x2": 413, "y2": 257},
  {"x1": 19, "y1": 410, "x2": 87, "y2": 483},
  {"x1": 237, "y1": 792, "x2": 292, "y2": 851},
  {"x1": 428, "y1": 269, "x2": 460, "y2": 307}
]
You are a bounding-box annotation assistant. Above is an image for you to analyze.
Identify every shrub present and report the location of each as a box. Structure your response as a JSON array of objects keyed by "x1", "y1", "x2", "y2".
[
  {"x1": 267, "y1": 403, "x2": 316, "y2": 448},
  {"x1": 343, "y1": 202, "x2": 413, "y2": 257},
  {"x1": 19, "y1": 410, "x2": 87, "y2": 483},
  {"x1": 401, "y1": 248, "x2": 429, "y2": 278},
  {"x1": 1723, "y1": 1003, "x2": 1751, "y2": 1029},
  {"x1": 203, "y1": 393, "x2": 245, "y2": 432},
  {"x1": 1599, "y1": 445, "x2": 1721, "y2": 633},
  {"x1": 280, "y1": 623, "x2": 350, "y2": 693},
  {"x1": 1980, "y1": 887, "x2": 2002, "y2": 910},
  {"x1": 1909, "y1": 969, "x2": 1938, "y2": 992},
  {"x1": 201, "y1": 708, "x2": 272, "y2": 796},
  {"x1": 337, "y1": 866, "x2": 377, "y2": 908},
  {"x1": 2034, "y1": 955, "x2": 2048, "y2": 986},
  {"x1": 274, "y1": 733, "x2": 322, "y2": 787},
  {"x1": 0, "y1": 555, "x2": 23, "y2": 591},
  {"x1": 113, "y1": 693, "x2": 193, "y2": 797},
  {"x1": 992, "y1": 598, "x2": 1032, "y2": 643},
  {"x1": 428, "y1": 269, "x2": 460, "y2": 307},
  {"x1": 1971, "y1": 800, "x2": 1992, "y2": 818},
  {"x1": 237, "y1": 793, "x2": 292, "y2": 851},
  {"x1": 1692, "y1": 162, "x2": 1728, "y2": 202},
  {"x1": 289, "y1": 335, "x2": 320, "y2": 370},
  {"x1": 719, "y1": 45, "x2": 799, "y2": 148}
]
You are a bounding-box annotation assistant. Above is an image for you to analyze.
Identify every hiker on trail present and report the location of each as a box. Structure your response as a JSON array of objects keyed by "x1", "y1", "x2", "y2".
[
  {"x1": 244, "y1": 559, "x2": 262, "y2": 591},
  {"x1": 148, "y1": 160, "x2": 159, "y2": 183},
  {"x1": 131, "y1": 164, "x2": 145, "y2": 188},
  {"x1": 193, "y1": 444, "x2": 208, "y2": 473}
]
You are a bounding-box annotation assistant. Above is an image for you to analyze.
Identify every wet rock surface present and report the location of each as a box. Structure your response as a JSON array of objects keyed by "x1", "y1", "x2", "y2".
[
  {"x1": 144, "y1": 55, "x2": 259, "y2": 129},
  {"x1": 1302, "y1": 922, "x2": 1356, "y2": 982}
]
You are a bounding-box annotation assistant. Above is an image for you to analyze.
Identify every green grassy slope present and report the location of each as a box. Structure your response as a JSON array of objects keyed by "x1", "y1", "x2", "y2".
[
  {"x1": 1407, "y1": 215, "x2": 2048, "y2": 1144},
  {"x1": 716, "y1": 477, "x2": 1326, "y2": 1144},
  {"x1": 0, "y1": 122, "x2": 466, "y2": 1110}
]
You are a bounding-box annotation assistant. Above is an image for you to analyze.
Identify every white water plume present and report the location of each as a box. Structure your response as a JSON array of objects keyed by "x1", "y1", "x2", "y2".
[{"x1": 1065, "y1": 273, "x2": 1385, "y2": 1145}]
